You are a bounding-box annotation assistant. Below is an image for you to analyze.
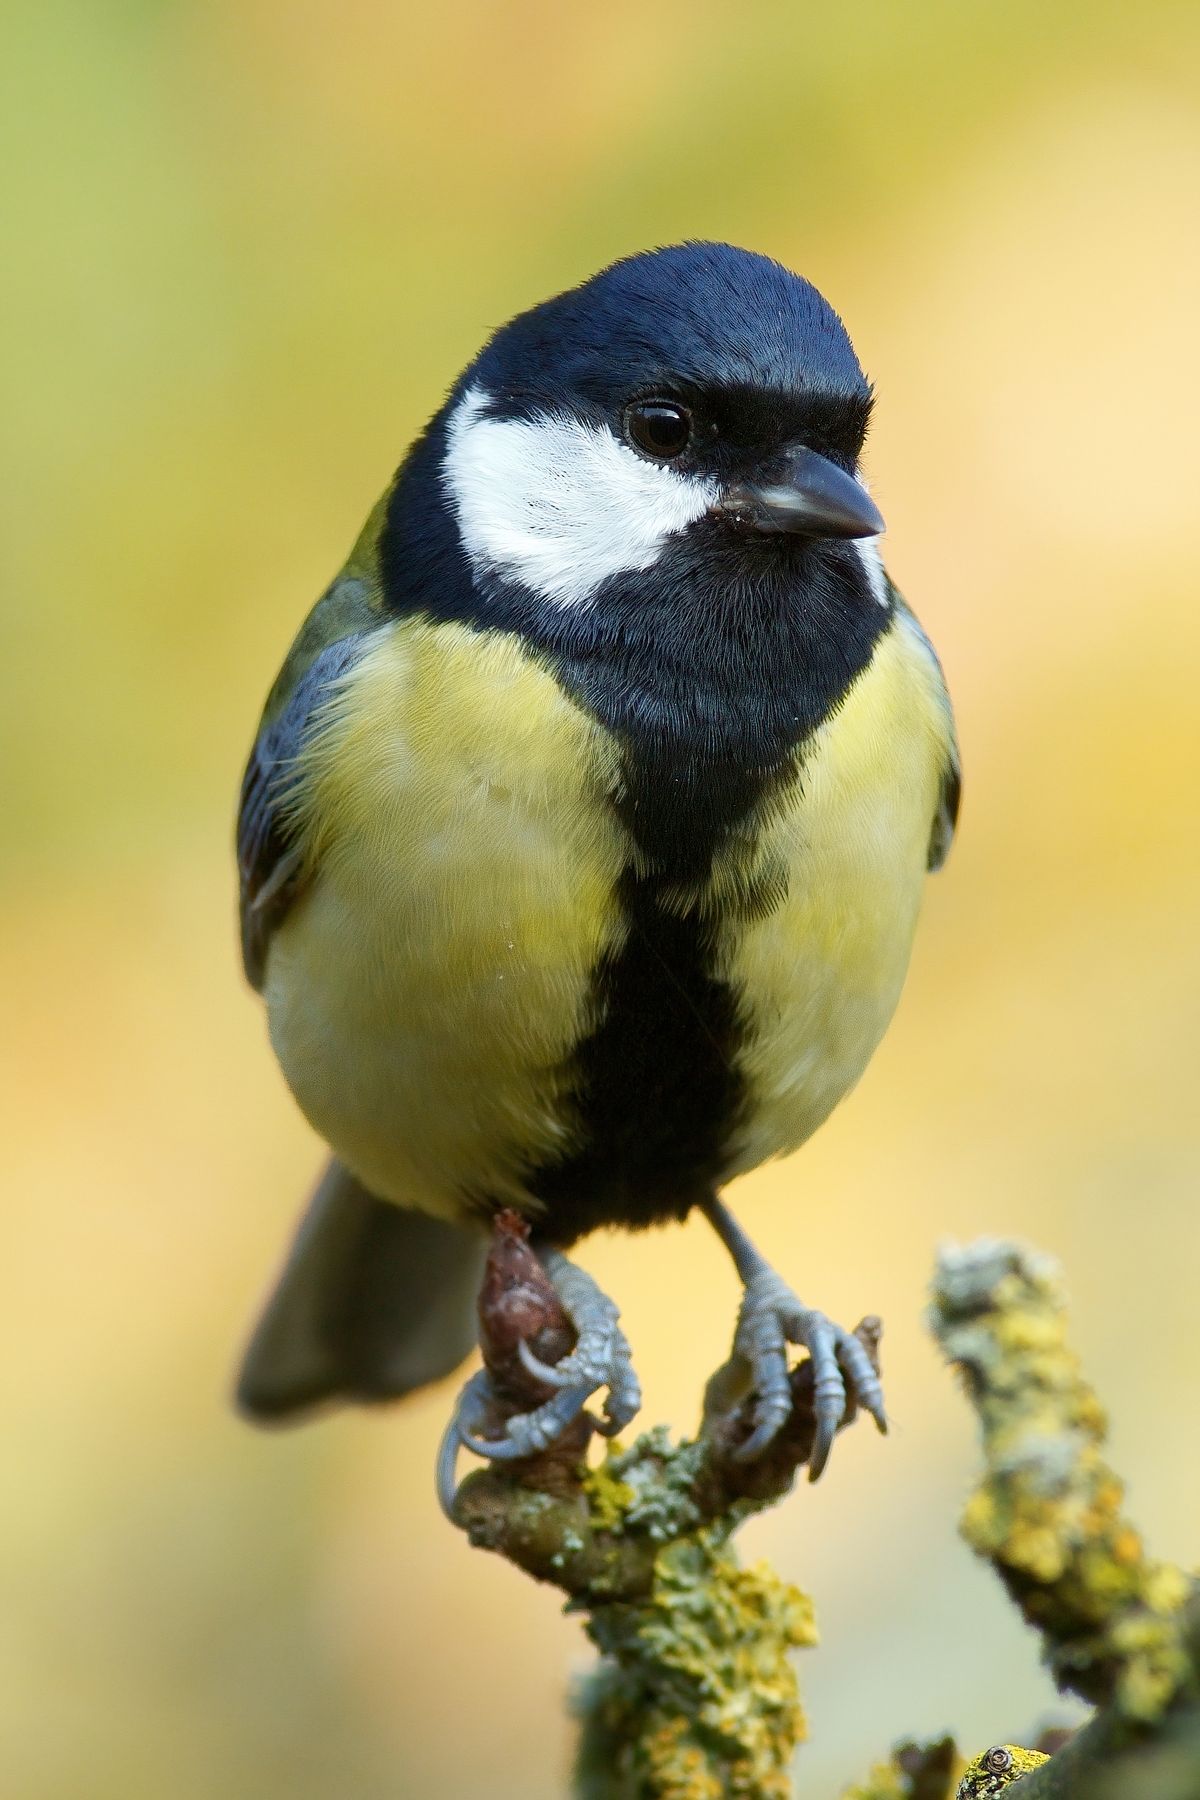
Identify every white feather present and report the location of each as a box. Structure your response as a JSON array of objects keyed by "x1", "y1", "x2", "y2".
[
  {"x1": 853, "y1": 535, "x2": 891, "y2": 608},
  {"x1": 441, "y1": 386, "x2": 719, "y2": 609}
]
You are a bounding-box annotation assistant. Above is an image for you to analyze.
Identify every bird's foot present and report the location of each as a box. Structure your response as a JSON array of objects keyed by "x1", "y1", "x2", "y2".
[
  {"x1": 731, "y1": 1267, "x2": 888, "y2": 1479},
  {"x1": 512, "y1": 1259, "x2": 642, "y2": 1439},
  {"x1": 437, "y1": 1247, "x2": 641, "y2": 1516}
]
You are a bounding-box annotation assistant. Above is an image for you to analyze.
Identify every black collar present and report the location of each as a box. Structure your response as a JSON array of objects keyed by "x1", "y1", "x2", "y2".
[{"x1": 381, "y1": 421, "x2": 891, "y2": 878}]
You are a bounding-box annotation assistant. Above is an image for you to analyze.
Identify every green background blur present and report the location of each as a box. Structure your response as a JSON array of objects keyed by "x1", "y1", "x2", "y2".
[{"x1": 4, "y1": 3, "x2": 1199, "y2": 1794}]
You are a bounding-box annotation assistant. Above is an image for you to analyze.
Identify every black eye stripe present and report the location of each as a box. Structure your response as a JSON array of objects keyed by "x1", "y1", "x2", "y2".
[{"x1": 624, "y1": 400, "x2": 692, "y2": 460}]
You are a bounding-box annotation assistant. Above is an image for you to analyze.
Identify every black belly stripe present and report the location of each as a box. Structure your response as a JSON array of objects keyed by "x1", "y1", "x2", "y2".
[
  {"x1": 527, "y1": 863, "x2": 744, "y2": 1242},
  {"x1": 526, "y1": 731, "x2": 806, "y2": 1244}
]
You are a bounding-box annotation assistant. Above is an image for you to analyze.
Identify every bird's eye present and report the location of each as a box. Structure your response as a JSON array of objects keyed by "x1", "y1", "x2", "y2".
[
  {"x1": 624, "y1": 399, "x2": 692, "y2": 460},
  {"x1": 984, "y1": 1748, "x2": 1014, "y2": 1775}
]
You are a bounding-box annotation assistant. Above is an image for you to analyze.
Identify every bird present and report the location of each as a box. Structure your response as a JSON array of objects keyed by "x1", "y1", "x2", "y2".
[{"x1": 234, "y1": 241, "x2": 959, "y2": 1505}]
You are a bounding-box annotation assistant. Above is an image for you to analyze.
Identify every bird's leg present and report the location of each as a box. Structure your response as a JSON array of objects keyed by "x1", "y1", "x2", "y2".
[
  {"x1": 439, "y1": 1242, "x2": 641, "y2": 1516},
  {"x1": 700, "y1": 1193, "x2": 887, "y2": 1480}
]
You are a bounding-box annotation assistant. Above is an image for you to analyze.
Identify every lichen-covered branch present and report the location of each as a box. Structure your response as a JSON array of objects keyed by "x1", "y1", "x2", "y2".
[
  {"x1": 446, "y1": 1214, "x2": 882, "y2": 1797},
  {"x1": 930, "y1": 1240, "x2": 1193, "y2": 1719},
  {"x1": 573, "y1": 1525, "x2": 817, "y2": 1799},
  {"x1": 446, "y1": 1223, "x2": 1200, "y2": 1800},
  {"x1": 928, "y1": 1239, "x2": 1199, "y2": 1799}
]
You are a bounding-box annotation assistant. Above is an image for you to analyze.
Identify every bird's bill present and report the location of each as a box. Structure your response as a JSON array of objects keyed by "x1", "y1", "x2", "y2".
[{"x1": 719, "y1": 445, "x2": 884, "y2": 539}]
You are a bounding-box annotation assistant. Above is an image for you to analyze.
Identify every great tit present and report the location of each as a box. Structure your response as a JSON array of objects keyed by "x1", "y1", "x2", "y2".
[{"x1": 235, "y1": 242, "x2": 959, "y2": 1495}]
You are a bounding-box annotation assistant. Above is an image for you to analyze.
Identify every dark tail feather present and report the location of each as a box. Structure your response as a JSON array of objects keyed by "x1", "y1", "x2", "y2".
[{"x1": 236, "y1": 1161, "x2": 486, "y2": 1422}]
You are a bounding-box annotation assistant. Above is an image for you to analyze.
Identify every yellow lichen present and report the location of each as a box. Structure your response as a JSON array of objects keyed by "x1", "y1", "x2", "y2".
[
  {"x1": 583, "y1": 1528, "x2": 816, "y2": 1797},
  {"x1": 955, "y1": 1744, "x2": 1047, "y2": 1796},
  {"x1": 584, "y1": 1453, "x2": 638, "y2": 1534},
  {"x1": 931, "y1": 1241, "x2": 1192, "y2": 1722}
]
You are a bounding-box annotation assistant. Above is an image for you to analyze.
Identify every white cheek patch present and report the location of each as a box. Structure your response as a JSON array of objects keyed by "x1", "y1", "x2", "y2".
[
  {"x1": 851, "y1": 470, "x2": 890, "y2": 608},
  {"x1": 442, "y1": 385, "x2": 720, "y2": 609},
  {"x1": 853, "y1": 536, "x2": 891, "y2": 608}
]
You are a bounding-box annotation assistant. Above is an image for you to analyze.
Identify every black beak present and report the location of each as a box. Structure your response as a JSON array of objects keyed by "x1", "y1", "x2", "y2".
[{"x1": 719, "y1": 445, "x2": 884, "y2": 539}]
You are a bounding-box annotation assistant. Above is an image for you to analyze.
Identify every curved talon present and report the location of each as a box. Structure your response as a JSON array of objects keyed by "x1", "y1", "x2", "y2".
[
  {"x1": 835, "y1": 1330, "x2": 888, "y2": 1434},
  {"x1": 517, "y1": 1335, "x2": 578, "y2": 1389},
  {"x1": 518, "y1": 1339, "x2": 611, "y2": 1389},
  {"x1": 437, "y1": 1368, "x2": 494, "y2": 1518},
  {"x1": 807, "y1": 1411, "x2": 838, "y2": 1483},
  {"x1": 805, "y1": 1316, "x2": 847, "y2": 1482},
  {"x1": 465, "y1": 1380, "x2": 596, "y2": 1461},
  {"x1": 436, "y1": 1415, "x2": 464, "y2": 1519},
  {"x1": 458, "y1": 1424, "x2": 540, "y2": 1462},
  {"x1": 733, "y1": 1406, "x2": 791, "y2": 1463}
]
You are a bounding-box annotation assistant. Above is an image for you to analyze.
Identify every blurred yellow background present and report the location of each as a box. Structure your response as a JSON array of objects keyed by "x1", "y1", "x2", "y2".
[{"x1": 4, "y1": 2, "x2": 1200, "y2": 1794}]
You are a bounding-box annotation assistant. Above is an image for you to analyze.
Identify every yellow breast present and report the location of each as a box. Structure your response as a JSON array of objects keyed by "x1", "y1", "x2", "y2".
[
  {"x1": 263, "y1": 617, "x2": 628, "y2": 1215},
  {"x1": 717, "y1": 608, "x2": 954, "y2": 1173},
  {"x1": 263, "y1": 605, "x2": 954, "y2": 1220}
]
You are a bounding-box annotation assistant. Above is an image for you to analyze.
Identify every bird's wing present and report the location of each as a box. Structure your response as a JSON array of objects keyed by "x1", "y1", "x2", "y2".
[
  {"x1": 237, "y1": 571, "x2": 383, "y2": 989},
  {"x1": 927, "y1": 745, "x2": 961, "y2": 873},
  {"x1": 891, "y1": 594, "x2": 961, "y2": 872}
]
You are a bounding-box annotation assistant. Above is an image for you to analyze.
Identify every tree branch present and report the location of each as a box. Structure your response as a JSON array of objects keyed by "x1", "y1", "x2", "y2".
[
  {"x1": 929, "y1": 1239, "x2": 1198, "y2": 1799},
  {"x1": 444, "y1": 1221, "x2": 1200, "y2": 1798},
  {"x1": 447, "y1": 1213, "x2": 881, "y2": 1796}
]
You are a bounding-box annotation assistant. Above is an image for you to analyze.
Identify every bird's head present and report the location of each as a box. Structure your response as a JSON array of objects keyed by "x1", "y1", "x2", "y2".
[{"x1": 431, "y1": 242, "x2": 886, "y2": 615}]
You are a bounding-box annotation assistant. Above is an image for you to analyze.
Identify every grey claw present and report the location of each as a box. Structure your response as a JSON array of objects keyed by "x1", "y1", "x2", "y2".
[
  {"x1": 804, "y1": 1314, "x2": 847, "y2": 1483},
  {"x1": 436, "y1": 1415, "x2": 463, "y2": 1520},
  {"x1": 835, "y1": 1330, "x2": 888, "y2": 1436},
  {"x1": 807, "y1": 1414, "x2": 837, "y2": 1483},
  {"x1": 732, "y1": 1406, "x2": 789, "y2": 1463},
  {"x1": 517, "y1": 1335, "x2": 577, "y2": 1388},
  {"x1": 437, "y1": 1368, "x2": 493, "y2": 1519},
  {"x1": 457, "y1": 1425, "x2": 530, "y2": 1462},
  {"x1": 458, "y1": 1380, "x2": 595, "y2": 1461}
]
